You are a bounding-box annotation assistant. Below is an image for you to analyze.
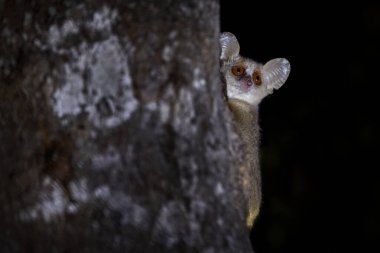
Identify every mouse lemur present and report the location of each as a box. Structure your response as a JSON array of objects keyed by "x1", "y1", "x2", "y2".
[{"x1": 220, "y1": 32, "x2": 290, "y2": 229}]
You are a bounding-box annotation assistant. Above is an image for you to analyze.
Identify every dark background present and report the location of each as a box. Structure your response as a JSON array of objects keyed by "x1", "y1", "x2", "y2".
[{"x1": 221, "y1": 2, "x2": 380, "y2": 253}]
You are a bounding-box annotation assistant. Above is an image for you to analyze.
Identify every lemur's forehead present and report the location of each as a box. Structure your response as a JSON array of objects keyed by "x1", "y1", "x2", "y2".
[
  {"x1": 246, "y1": 62, "x2": 261, "y2": 74},
  {"x1": 234, "y1": 57, "x2": 261, "y2": 74}
]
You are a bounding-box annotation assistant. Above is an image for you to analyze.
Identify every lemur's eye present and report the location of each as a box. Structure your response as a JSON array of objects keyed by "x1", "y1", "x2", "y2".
[
  {"x1": 252, "y1": 70, "x2": 262, "y2": 86},
  {"x1": 231, "y1": 65, "x2": 245, "y2": 76}
]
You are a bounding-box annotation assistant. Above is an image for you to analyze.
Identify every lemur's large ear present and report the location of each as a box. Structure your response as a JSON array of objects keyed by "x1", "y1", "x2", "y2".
[
  {"x1": 220, "y1": 32, "x2": 240, "y2": 61},
  {"x1": 263, "y1": 58, "x2": 291, "y2": 91}
]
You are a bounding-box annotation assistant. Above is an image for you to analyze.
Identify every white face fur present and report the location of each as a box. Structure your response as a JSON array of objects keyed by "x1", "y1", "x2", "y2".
[{"x1": 220, "y1": 32, "x2": 291, "y2": 106}]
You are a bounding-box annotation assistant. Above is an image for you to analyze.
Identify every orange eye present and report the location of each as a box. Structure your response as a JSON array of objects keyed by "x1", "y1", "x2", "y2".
[
  {"x1": 231, "y1": 65, "x2": 246, "y2": 77},
  {"x1": 252, "y1": 70, "x2": 262, "y2": 86}
]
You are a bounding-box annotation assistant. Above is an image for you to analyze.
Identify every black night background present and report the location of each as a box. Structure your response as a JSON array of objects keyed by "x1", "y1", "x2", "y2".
[{"x1": 221, "y1": 1, "x2": 380, "y2": 252}]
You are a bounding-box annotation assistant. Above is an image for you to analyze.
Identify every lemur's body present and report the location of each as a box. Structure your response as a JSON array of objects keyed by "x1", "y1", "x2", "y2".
[
  {"x1": 220, "y1": 32, "x2": 290, "y2": 229},
  {"x1": 228, "y1": 99, "x2": 261, "y2": 228}
]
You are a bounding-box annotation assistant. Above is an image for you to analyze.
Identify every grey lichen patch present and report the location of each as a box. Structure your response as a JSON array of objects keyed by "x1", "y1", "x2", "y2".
[
  {"x1": 162, "y1": 45, "x2": 174, "y2": 62},
  {"x1": 85, "y1": 6, "x2": 118, "y2": 33},
  {"x1": 90, "y1": 145, "x2": 121, "y2": 171},
  {"x1": 145, "y1": 101, "x2": 158, "y2": 112},
  {"x1": 93, "y1": 185, "x2": 111, "y2": 199},
  {"x1": 84, "y1": 37, "x2": 137, "y2": 128},
  {"x1": 18, "y1": 174, "x2": 148, "y2": 226},
  {"x1": 68, "y1": 178, "x2": 90, "y2": 202},
  {"x1": 18, "y1": 177, "x2": 68, "y2": 222},
  {"x1": 48, "y1": 20, "x2": 79, "y2": 51},
  {"x1": 144, "y1": 101, "x2": 171, "y2": 124},
  {"x1": 45, "y1": 5, "x2": 137, "y2": 128},
  {"x1": 52, "y1": 36, "x2": 138, "y2": 128},
  {"x1": 46, "y1": 6, "x2": 118, "y2": 53},
  {"x1": 173, "y1": 88, "x2": 196, "y2": 136},
  {"x1": 18, "y1": 176, "x2": 95, "y2": 222},
  {"x1": 153, "y1": 201, "x2": 187, "y2": 248},
  {"x1": 214, "y1": 182, "x2": 225, "y2": 196},
  {"x1": 159, "y1": 101, "x2": 171, "y2": 123},
  {"x1": 152, "y1": 199, "x2": 209, "y2": 248},
  {"x1": 53, "y1": 67, "x2": 85, "y2": 118},
  {"x1": 95, "y1": 189, "x2": 148, "y2": 229},
  {"x1": 192, "y1": 67, "x2": 206, "y2": 90}
]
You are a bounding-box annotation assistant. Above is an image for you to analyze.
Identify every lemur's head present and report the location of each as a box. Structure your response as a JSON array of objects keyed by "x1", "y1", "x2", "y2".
[{"x1": 220, "y1": 32, "x2": 290, "y2": 106}]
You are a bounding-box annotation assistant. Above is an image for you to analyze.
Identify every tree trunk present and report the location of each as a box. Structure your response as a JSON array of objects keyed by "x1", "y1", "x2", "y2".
[{"x1": 0, "y1": 1, "x2": 253, "y2": 252}]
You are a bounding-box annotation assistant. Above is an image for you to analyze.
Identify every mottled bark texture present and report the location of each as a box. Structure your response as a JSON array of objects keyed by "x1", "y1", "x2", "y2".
[{"x1": 0, "y1": 0, "x2": 252, "y2": 252}]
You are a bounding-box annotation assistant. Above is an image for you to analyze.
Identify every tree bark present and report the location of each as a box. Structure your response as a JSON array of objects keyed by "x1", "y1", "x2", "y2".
[{"x1": 0, "y1": 0, "x2": 253, "y2": 252}]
